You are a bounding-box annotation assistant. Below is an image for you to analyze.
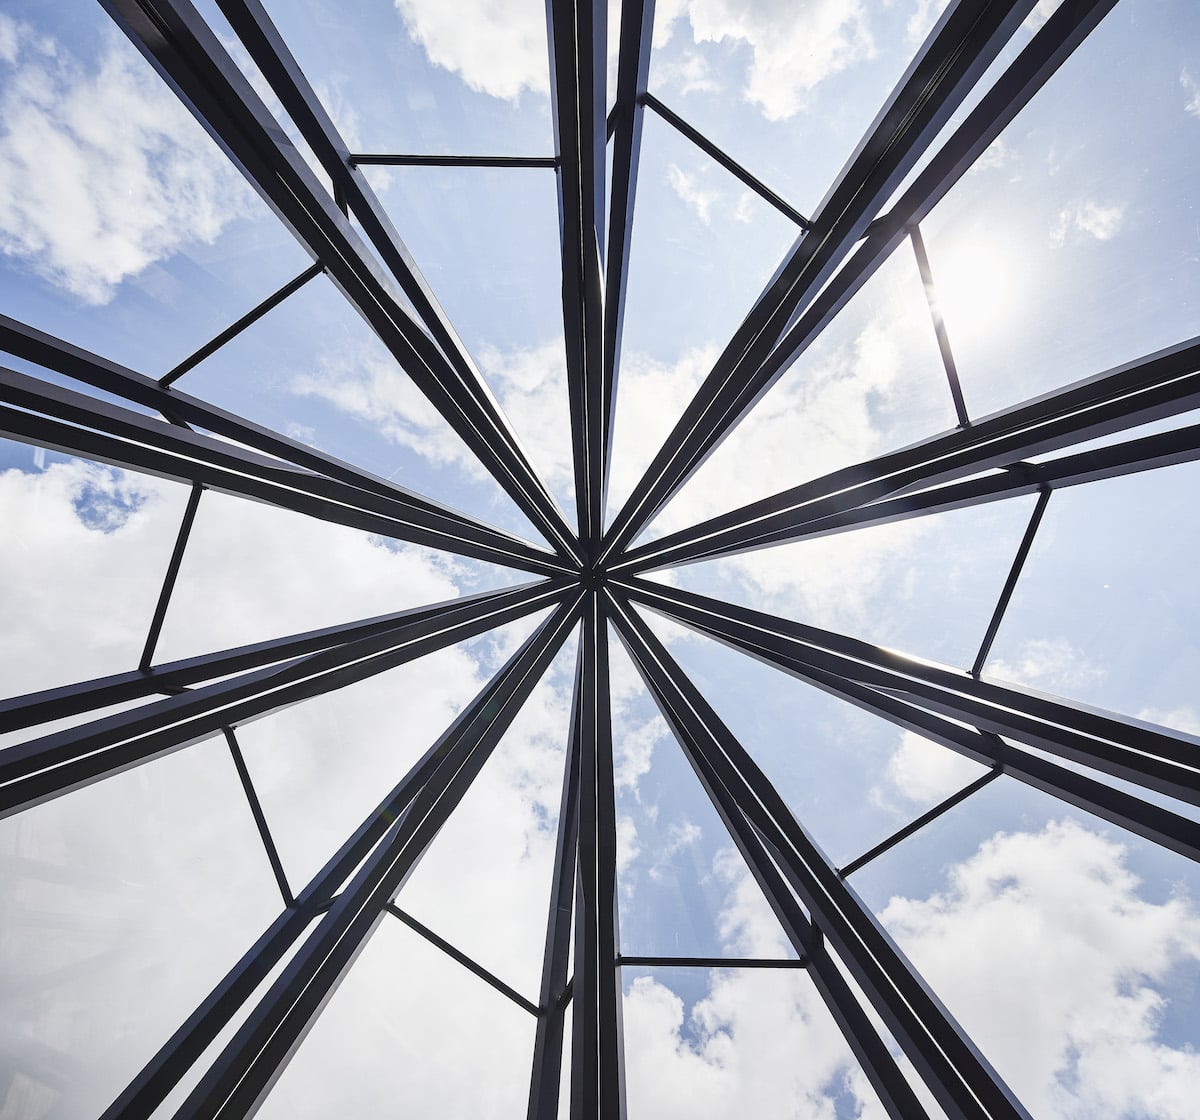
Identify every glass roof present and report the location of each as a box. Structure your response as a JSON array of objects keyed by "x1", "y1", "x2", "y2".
[{"x1": 2, "y1": 1, "x2": 1199, "y2": 1118}]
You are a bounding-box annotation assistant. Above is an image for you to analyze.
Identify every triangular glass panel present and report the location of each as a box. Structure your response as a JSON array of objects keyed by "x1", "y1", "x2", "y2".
[
  {"x1": 664, "y1": 491, "x2": 1039, "y2": 668},
  {"x1": 607, "y1": 626, "x2": 797, "y2": 960},
  {"x1": 658, "y1": 229, "x2": 957, "y2": 538},
  {"x1": 0, "y1": 0, "x2": 309, "y2": 379},
  {"x1": 176, "y1": 268, "x2": 545, "y2": 545},
  {"x1": 256, "y1": 915, "x2": 538, "y2": 1117},
  {"x1": 395, "y1": 631, "x2": 578, "y2": 1001},
  {"x1": 360, "y1": 162, "x2": 575, "y2": 517},
  {"x1": 231, "y1": 608, "x2": 556, "y2": 893},
  {"x1": 0, "y1": 734, "x2": 280, "y2": 1120},
  {"x1": 0, "y1": 446, "x2": 191, "y2": 694},
  {"x1": 919, "y1": 2, "x2": 1200, "y2": 419},
  {"x1": 606, "y1": 110, "x2": 797, "y2": 525}
]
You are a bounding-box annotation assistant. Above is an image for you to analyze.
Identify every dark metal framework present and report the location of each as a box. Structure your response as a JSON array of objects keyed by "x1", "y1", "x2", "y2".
[{"x1": 0, "y1": 0, "x2": 1194, "y2": 1116}]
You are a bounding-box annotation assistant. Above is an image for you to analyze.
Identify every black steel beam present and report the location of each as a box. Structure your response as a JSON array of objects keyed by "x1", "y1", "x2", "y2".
[
  {"x1": 599, "y1": 0, "x2": 1037, "y2": 561},
  {"x1": 0, "y1": 366, "x2": 567, "y2": 576},
  {"x1": 607, "y1": 590, "x2": 1016, "y2": 1119},
  {"x1": 527, "y1": 643, "x2": 583, "y2": 1120},
  {"x1": 0, "y1": 580, "x2": 569, "y2": 819},
  {"x1": 612, "y1": 336, "x2": 1200, "y2": 573},
  {"x1": 603, "y1": 0, "x2": 656, "y2": 539},
  {"x1": 910, "y1": 225, "x2": 969, "y2": 427},
  {"x1": 101, "y1": 0, "x2": 580, "y2": 562},
  {"x1": 169, "y1": 596, "x2": 581, "y2": 1119},
  {"x1": 350, "y1": 153, "x2": 558, "y2": 168},
  {"x1": 225, "y1": 726, "x2": 294, "y2": 909},
  {"x1": 640, "y1": 93, "x2": 810, "y2": 229},
  {"x1": 0, "y1": 581, "x2": 562, "y2": 735},
  {"x1": 569, "y1": 594, "x2": 624, "y2": 1119},
  {"x1": 620, "y1": 578, "x2": 1200, "y2": 814},
  {"x1": 616, "y1": 956, "x2": 807, "y2": 969},
  {"x1": 546, "y1": 0, "x2": 607, "y2": 551},
  {"x1": 139, "y1": 482, "x2": 204, "y2": 671}
]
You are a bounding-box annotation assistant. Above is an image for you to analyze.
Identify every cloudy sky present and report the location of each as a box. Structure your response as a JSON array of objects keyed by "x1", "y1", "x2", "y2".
[{"x1": 2, "y1": 0, "x2": 1199, "y2": 1117}]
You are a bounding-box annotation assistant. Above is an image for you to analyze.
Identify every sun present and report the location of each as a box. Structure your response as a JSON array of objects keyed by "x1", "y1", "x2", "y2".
[{"x1": 927, "y1": 232, "x2": 1018, "y2": 353}]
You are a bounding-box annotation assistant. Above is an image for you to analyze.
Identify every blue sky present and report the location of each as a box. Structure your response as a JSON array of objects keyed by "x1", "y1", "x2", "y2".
[{"x1": 2, "y1": 0, "x2": 1200, "y2": 1117}]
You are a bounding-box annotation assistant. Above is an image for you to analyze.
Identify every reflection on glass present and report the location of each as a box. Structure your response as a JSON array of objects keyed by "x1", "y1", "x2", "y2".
[
  {"x1": 258, "y1": 917, "x2": 537, "y2": 1117},
  {"x1": 0, "y1": 735, "x2": 280, "y2": 1119}
]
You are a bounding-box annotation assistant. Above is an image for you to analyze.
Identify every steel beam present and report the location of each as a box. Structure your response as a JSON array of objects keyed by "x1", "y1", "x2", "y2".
[
  {"x1": 599, "y1": 0, "x2": 1037, "y2": 561},
  {"x1": 603, "y1": 0, "x2": 656, "y2": 532},
  {"x1": 546, "y1": 0, "x2": 607, "y2": 551},
  {"x1": 606, "y1": 590, "x2": 1023, "y2": 1119},
  {"x1": 169, "y1": 596, "x2": 580, "y2": 1119},
  {"x1": 0, "y1": 580, "x2": 568, "y2": 818},
  {"x1": 0, "y1": 366, "x2": 567, "y2": 576},
  {"x1": 612, "y1": 336, "x2": 1200, "y2": 573},
  {"x1": 568, "y1": 595, "x2": 624, "y2": 1119},
  {"x1": 100, "y1": 0, "x2": 579, "y2": 561},
  {"x1": 619, "y1": 578, "x2": 1200, "y2": 814},
  {"x1": 350, "y1": 154, "x2": 558, "y2": 168}
]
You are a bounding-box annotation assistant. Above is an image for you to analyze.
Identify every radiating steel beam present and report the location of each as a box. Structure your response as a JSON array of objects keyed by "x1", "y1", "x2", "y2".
[
  {"x1": 599, "y1": 0, "x2": 1037, "y2": 561},
  {"x1": 98, "y1": 595, "x2": 577, "y2": 1120},
  {"x1": 100, "y1": 0, "x2": 580, "y2": 562},
  {"x1": 607, "y1": 590, "x2": 1024, "y2": 1120},
  {"x1": 546, "y1": 0, "x2": 608, "y2": 551},
  {"x1": 603, "y1": 0, "x2": 656, "y2": 529},
  {"x1": 569, "y1": 595, "x2": 624, "y2": 1119},
  {"x1": 169, "y1": 597, "x2": 581, "y2": 1119},
  {"x1": 527, "y1": 643, "x2": 583, "y2": 1120},
  {"x1": 0, "y1": 366, "x2": 566, "y2": 576},
  {"x1": 0, "y1": 580, "x2": 569, "y2": 819},
  {"x1": 0, "y1": 582, "x2": 563, "y2": 736},
  {"x1": 620, "y1": 578, "x2": 1200, "y2": 812},
  {"x1": 612, "y1": 337, "x2": 1200, "y2": 573}
]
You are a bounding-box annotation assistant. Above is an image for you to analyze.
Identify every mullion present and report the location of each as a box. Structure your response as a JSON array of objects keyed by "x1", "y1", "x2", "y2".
[
  {"x1": 599, "y1": 0, "x2": 1037, "y2": 562},
  {"x1": 140, "y1": 482, "x2": 204, "y2": 672},
  {"x1": 173, "y1": 597, "x2": 581, "y2": 1120},
  {"x1": 910, "y1": 224, "x2": 970, "y2": 427},
  {"x1": 384, "y1": 903, "x2": 539, "y2": 1017},
  {"x1": 225, "y1": 727, "x2": 294, "y2": 909},
  {"x1": 350, "y1": 153, "x2": 558, "y2": 168}
]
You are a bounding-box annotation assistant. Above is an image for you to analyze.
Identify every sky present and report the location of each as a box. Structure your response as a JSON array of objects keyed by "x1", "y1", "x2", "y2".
[{"x1": 1, "y1": 0, "x2": 1200, "y2": 1118}]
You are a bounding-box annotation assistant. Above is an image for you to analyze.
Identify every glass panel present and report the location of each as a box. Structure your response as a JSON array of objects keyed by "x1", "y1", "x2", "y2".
[
  {"x1": 621, "y1": 964, "x2": 887, "y2": 1119},
  {"x1": 397, "y1": 633, "x2": 577, "y2": 1000},
  {"x1": 231, "y1": 610, "x2": 554, "y2": 892},
  {"x1": 659, "y1": 230, "x2": 956, "y2": 537},
  {"x1": 920, "y1": 0, "x2": 1200, "y2": 419},
  {"x1": 177, "y1": 268, "x2": 543, "y2": 544},
  {"x1": 0, "y1": 0, "x2": 310, "y2": 378},
  {"x1": 985, "y1": 460, "x2": 1200, "y2": 725},
  {"x1": 638, "y1": 610, "x2": 989, "y2": 872},
  {"x1": 608, "y1": 627, "x2": 796, "y2": 959},
  {"x1": 254, "y1": 0, "x2": 554, "y2": 155},
  {"x1": 852, "y1": 775, "x2": 1200, "y2": 1118},
  {"x1": 0, "y1": 735, "x2": 281, "y2": 1119},
  {"x1": 647, "y1": 0, "x2": 936, "y2": 217},
  {"x1": 360, "y1": 163, "x2": 574, "y2": 516},
  {"x1": 667, "y1": 493, "x2": 1038, "y2": 668},
  {"x1": 153, "y1": 482, "x2": 520, "y2": 665},
  {"x1": 607, "y1": 111, "x2": 797, "y2": 522},
  {"x1": 257, "y1": 916, "x2": 537, "y2": 1117},
  {"x1": 0, "y1": 446, "x2": 191, "y2": 695}
]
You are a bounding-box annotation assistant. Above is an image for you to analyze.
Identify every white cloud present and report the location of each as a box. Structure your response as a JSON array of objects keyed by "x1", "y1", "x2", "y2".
[
  {"x1": 1181, "y1": 69, "x2": 1200, "y2": 120},
  {"x1": 906, "y1": 0, "x2": 950, "y2": 47},
  {"x1": 1050, "y1": 200, "x2": 1125, "y2": 247},
  {"x1": 1138, "y1": 706, "x2": 1200, "y2": 737},
  {"x1": 661, "y1": 0, "x2": 876, "y2": 121},
  {"x1": 394, "y1": 0, "x2": 549, "y2": 101},
  {"x1": 666, "y1": 162, "x2": 721, "y2": 224},
  {"x1": 874, "y1": 730, "x2": 984, "y2": 809},
  {"x1": 881, "y1": 820, "x2": 1200, "y2": 1117},
  {"x1": 655, "y1": 49, "x2": 722, "y2": 97},
  {"x1": 988, "y1": 637, "x2": 1106, "y2": 695},
  {"x1": 0, "y1": 21, "x2": 252, "y2": 303}
]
